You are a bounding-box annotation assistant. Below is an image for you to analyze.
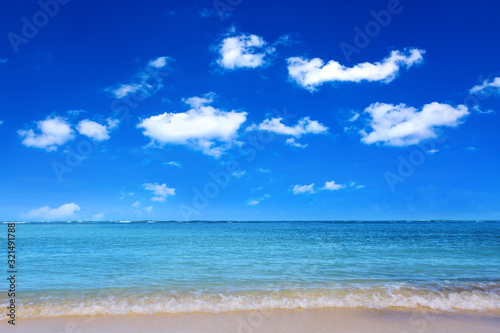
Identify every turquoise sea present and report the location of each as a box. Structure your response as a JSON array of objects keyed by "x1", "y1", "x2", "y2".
[{"x1": 1, "y1": 221, "x2": 499, "y2": 318}]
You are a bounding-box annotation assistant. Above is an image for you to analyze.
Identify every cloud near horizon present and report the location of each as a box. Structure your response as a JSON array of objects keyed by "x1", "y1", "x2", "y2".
[
  {"x1": 137, "y1": 93, "x2": 247, "y2": 158},
  {"x1": 287, "y1": 48, "x2": 425, "y2": 91},
  {"x1": 359, "y1": 102, "x2": 469, "y2": 146},
  {"x1": 23, "y1": 203, "x2": 81, "y2": 219}
]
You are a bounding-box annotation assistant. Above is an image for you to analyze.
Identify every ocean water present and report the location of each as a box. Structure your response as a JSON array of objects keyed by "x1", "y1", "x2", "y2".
[{"x1": 1, "y1": 221, "x2": 499, "y2": 318}]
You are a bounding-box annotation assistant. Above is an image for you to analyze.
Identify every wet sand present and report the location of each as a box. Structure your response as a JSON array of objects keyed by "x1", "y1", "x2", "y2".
[{"x1": 5, "y1": 308, "x2": 500, "y2": 333}]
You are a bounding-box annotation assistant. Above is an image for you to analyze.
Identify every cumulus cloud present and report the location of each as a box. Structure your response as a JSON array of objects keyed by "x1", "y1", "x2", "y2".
[
  {"x1": 106, "y1": 56, "x2": 172, "y2": 99},
  {"x1": 132, "y1": 201, "x2": 141, "y2": 208},
  {"x1": 321, "y1": 181, "x2": 345, "y2": 191},
  {"x1": 106, "y1": 118, "x2": 120, "y2": 129},
  {"x1": 137, "y1": 93, "x2": 247, "y2": 157},
  {"x1": 77, "y1": 119, "x2": 110, "y2": 141},
  {"x1": 360, "y1": 102, "x2": 469, "y2": 146},
  {"x1": 144, "y1": 183, "x2": 175, "y2": 202},
  {"x1": 286, "y1": 138, "x2": 308, "y2": 148},
  {"x1": 24, "y1": 203, "x2": 81, "y2": 219},
  {"x1": 292, "y1": 183, "x2": 315, "y2": 194},
  {"x1": 287, "y1": 48, "x2": 425, "y2": 91},
  {"x1": 470, "y1": 77, "x2": 500, "y2": 95},
  {"x1": 18, "y1": 116, "x2": 74, "y2": 151},
  {"x1": 247, "y1": 117, "x2": 327, "y2": 137},
  {"x1": 215, "y1": 32, "x2": 275, "y2": 70}
]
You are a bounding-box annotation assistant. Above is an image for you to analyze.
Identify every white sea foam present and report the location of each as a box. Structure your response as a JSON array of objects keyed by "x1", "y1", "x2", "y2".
[{"x1": 2, "y1": 284, "x2": 499, "y2": 319}]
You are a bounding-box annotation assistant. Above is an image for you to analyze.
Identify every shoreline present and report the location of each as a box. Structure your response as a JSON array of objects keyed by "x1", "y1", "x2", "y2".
[{"x1": 5, "y1": 308, "x2": 500, "y2": 333}]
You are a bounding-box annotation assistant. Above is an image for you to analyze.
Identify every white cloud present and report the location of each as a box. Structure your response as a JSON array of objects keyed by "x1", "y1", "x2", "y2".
[
  {"x1": 77, "y1": 119, "x2": 110, "y2": 141},
  {"x1": 0, "y1": 120, "x2": 3, "y2": 126},
  {"x1": 247, "y1": 194, "x2": 270, "y2": 205},
  {"x1": 183, "y1": 92, "x2": 215, "y2": 108},
  {"x1": 144, "y1": 183, "x2": 175, "y2": 202},
  {"x1": 287, "y1": 48, "x2": 425, "y2": 91},
  {"x1": 216, "y1": 33, "x2": 275, "y2": 70},
  {"x1": 247, "y1": 117, "x2": 328, "y2": 137},
  {"x1": 360, "y1": 102, "x2": 469, "y2": 146},
  {"x1": 107, "y1": 118, "x2": 120, "y2": 129},
  {"x1": 92, "y1": 213, "x2": 105, "y2": 220},
  {"x1": 286, "y1": 138, "x2": 308, "y2": 148},
  {"x1": 427, "y1": 149, "x2": 439, "y2": 154},
  {"x1": 321, "y1": 181, "x2": 345, "y2": 191},
  {"x1": 24, "y1": 203, "x2": 81, "y2": 219},
  {"x1": 107, "y1": 56, "x2": 172, "y2": 99},
  {"x1": 132, "y1": 201, "x2": 141, "y2": 208},
  {"x1": 231, "y1": 170, "x2": 246, "y2": 178},
  {"x1": 18, "y1": 116, "x2": 74, "y2": 151},
  {"x1": 470, "y1": 77, "x2": 500, "y2": 95},
  {"x1": 258, "y1": 168, "x2": 270, "y2": 173},
  {"x1": 148, "y1": 56, "x2": 169, "y2": 68},
  {"x1": 292, "y1": 183, "x2": 315, "y2": 194},
  {"x1": 472, "y1": 105, "x2": 495, "y2": 115},
  {"x1": 145, "y1": 206, "x2": 153, "y2": 212},
  {"x1": 348, "y1": 113, "x2": 360, "y2": 122},
  {"x1": 348, "y1": 181, "x2": 365, "y2": 189},
  {"x1": 67, "y1": 109, "x2": 86, "y2": 117},
  {"x1": 166, "y1": 161, "x2": 182, "y2": 167},
  {"x1": 465, "y1": 146, "x2": 478, "y2": 151},
  {"x1": 112, "y1": 84, "x2": 141, "y2": 98},
  {"x1": 137, "y1": 93, "x2": 247, "y2": 158}
]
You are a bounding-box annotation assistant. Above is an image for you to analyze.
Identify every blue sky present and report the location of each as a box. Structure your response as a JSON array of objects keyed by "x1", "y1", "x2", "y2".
[{"x1": 1, "y1": 0, "x2": 499, "y2": 221}]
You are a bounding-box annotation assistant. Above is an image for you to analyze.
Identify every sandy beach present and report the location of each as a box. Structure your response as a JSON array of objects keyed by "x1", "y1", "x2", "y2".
[{"x1": 5, "y1": 308, "x2": 499, "y2": 333}]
